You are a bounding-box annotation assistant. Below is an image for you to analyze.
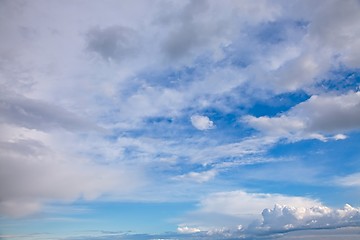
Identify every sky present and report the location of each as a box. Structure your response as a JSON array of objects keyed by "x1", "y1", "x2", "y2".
[{"x1": 1, "y1": 0, "x2": 360, "y2": 239}]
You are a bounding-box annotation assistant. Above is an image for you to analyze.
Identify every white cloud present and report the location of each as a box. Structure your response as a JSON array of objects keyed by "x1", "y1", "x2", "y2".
[
  {"x1": 198, "y1": 191, "x2": 321, "y2": 217},
  {"x1": 177, "y1": 226, "x2": 201, "y2": 234},
  {"x1": 244, "y1": 91, "x2": 360, "y2": 141},
  {"x1": 243, "y1": 115, "x2": 305, "y2": 137},
  {"x1": 173, "y1": 170, "x2": 217, "y2": 183},
  {"x1": 254, "y1": 204, "x2": 360, "y2": 233},
  {"x1": 179, "y1": 191, "x2": 360, "y2": 237},
  {"x1": 190, "y1": 115, "x2": 215, "y2": 130},
  {"x1": 336, "y1": 173, "x2": 360, "y2": 187},
  {"x1": 333, "y1": 134, "x2": 348, "y2": 140}
]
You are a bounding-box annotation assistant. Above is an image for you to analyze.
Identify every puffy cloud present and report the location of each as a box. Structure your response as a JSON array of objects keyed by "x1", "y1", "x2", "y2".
[
  {"x1": 191, "y1": 115, "x2": 215, "y2": 130},
  {"x1": 244, "y1": 91, "x2": 360, "y2": 141},
  {"x1": 333, "y1": 134, "x2": 348, "y2": 140},
  {"x1": 254, "y1": 204, "x2": 360, "y2": 233},
  {"x1": 198, "y1": 191, "x2": 321, "y2": 217},
  {"x1": 177, "y1": 226, "x2": 201, "y2": 234},
  {"x1": 180, "y1": 193, "x2": 360, "y2": 237}
]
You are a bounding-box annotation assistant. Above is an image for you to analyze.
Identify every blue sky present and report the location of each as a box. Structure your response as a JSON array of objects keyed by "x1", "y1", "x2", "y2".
[{"x1": 1, "y1": 0, "x2": 360, "y2": 239}]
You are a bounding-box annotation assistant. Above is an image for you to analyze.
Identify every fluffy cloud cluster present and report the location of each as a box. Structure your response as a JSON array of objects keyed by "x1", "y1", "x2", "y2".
[
  {"x1": 198, "y1": 191, "x2": 321, "y2": 217},
  {"x1": 180, "y1": 192, "x2": 360, "y2": 237},
  {"x1": 253, "y1": 204, "x2": 360, "y2": 233}
]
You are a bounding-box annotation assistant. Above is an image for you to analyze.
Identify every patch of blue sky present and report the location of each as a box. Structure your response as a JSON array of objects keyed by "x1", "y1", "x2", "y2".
[
  {"x1": 135, "y1": 53, "x2": 220, "y2": 91},
  {"x1": 217, "y1": 162, "x2": 346, "y2": 207},
  {"x1": 160, "y1": 161, "x2": 212, "y2": 176},
  {"x1": 254, "y1": 20, "x2": 308, "y2": 45},
  {"x1": 317, "y1": 68, "x2": 360, "y2": 93},
  {"x1": 247, "y1": 90, "x2": 310, "y2": 117},
  {"x1": 268, "y1": 134, "x2": 360, "y2": 176},
  {"x1": 0, "y1": 201, "x2": 197, "y2": 238},
  {"x1": 76, "y1": 201, "x2": 195, "y2": 233}
]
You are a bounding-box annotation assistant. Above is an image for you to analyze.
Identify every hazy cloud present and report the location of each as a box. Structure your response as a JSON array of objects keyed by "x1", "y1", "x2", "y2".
[{"x1": 336, "y1": 172, "x2": 360, "y2": 187}]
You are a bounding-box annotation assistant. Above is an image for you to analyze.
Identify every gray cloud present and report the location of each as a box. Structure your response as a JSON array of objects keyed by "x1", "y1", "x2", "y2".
[
  {"x1": 0, "y1": 133, "x2": 143, "y2": 217},
  {"x1": 243, "y1": 91, "x2": 360, "y2": 141},
  {"x1": 86, "y1": 25, "x2": 140, "y2": 62},
  {"x1": 0, "y1": 92, "x2": 101, "y2": 132}
]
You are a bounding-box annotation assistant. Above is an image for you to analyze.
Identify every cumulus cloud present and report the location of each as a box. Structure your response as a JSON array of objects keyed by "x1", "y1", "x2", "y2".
[
  {"x1": 190, "y1": 115, "x2": 215, "y2": 130},
  {"x1": 244, "y1": 91, "x2": 360, "y2": 141},
  {"x1": 253, "y1": 204, "x2": 360, "y2": 233},
  {"x1": 180, "y1": 193, "x2": 360, "y2": 238},
  {"x1": 198, "y1": 191, "x2": 321, "y2": 217},
  {"x1": 177, "y1": 226, "x2": 201, "y2": 234}
]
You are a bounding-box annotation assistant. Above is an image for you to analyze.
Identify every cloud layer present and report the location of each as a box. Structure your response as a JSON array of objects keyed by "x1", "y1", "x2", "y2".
[{"x1": 1, "y1": 0, "x2": 360, "y2": 238}]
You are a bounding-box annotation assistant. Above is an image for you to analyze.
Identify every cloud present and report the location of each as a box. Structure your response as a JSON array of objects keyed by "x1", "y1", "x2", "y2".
[
  {"x1": 0, "y1": 131, "x2": 144, "y2": 217},
  {"x1": 177, "y1": 190, "x2": 322, "y2": 233},
  {"x1": 243, "y1": 91, "x2": 360, "y2": 141},
  {"x1": 190, "y1": 115, "x2": 215, "y2": 130},
  {"x1": 86, "y1": 25, "x2": 140, "y2": 62},
  {"x1": 1, "y1": 0, "x2": 360, "y2": 231},
  {"x1": 177, "y1": 226, "x2": 201, "y2": 234},
  {"x1": 0, "y1": 92, "x2": 101, "y2": 132},
  {"x1": 198, "y1": 191, "x2": 321, "y2": 217},
  {"x1": 335, "y1": 173, "x2": 360, "y2": 187},
  {"x1": 173, "y1": 170, "x2": 217, "y2": 183},
  {"x1": 179, "y1": 192, "x2": 360, "y2": 238},
  {"x1": 253, "y1": 204, "x2": 360, "y2": 233}
]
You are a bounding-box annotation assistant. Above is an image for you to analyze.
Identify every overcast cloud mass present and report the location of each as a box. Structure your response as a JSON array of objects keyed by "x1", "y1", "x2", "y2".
[{"x1": 1, "y1": 0, "x2": 360, "y2": 239}]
